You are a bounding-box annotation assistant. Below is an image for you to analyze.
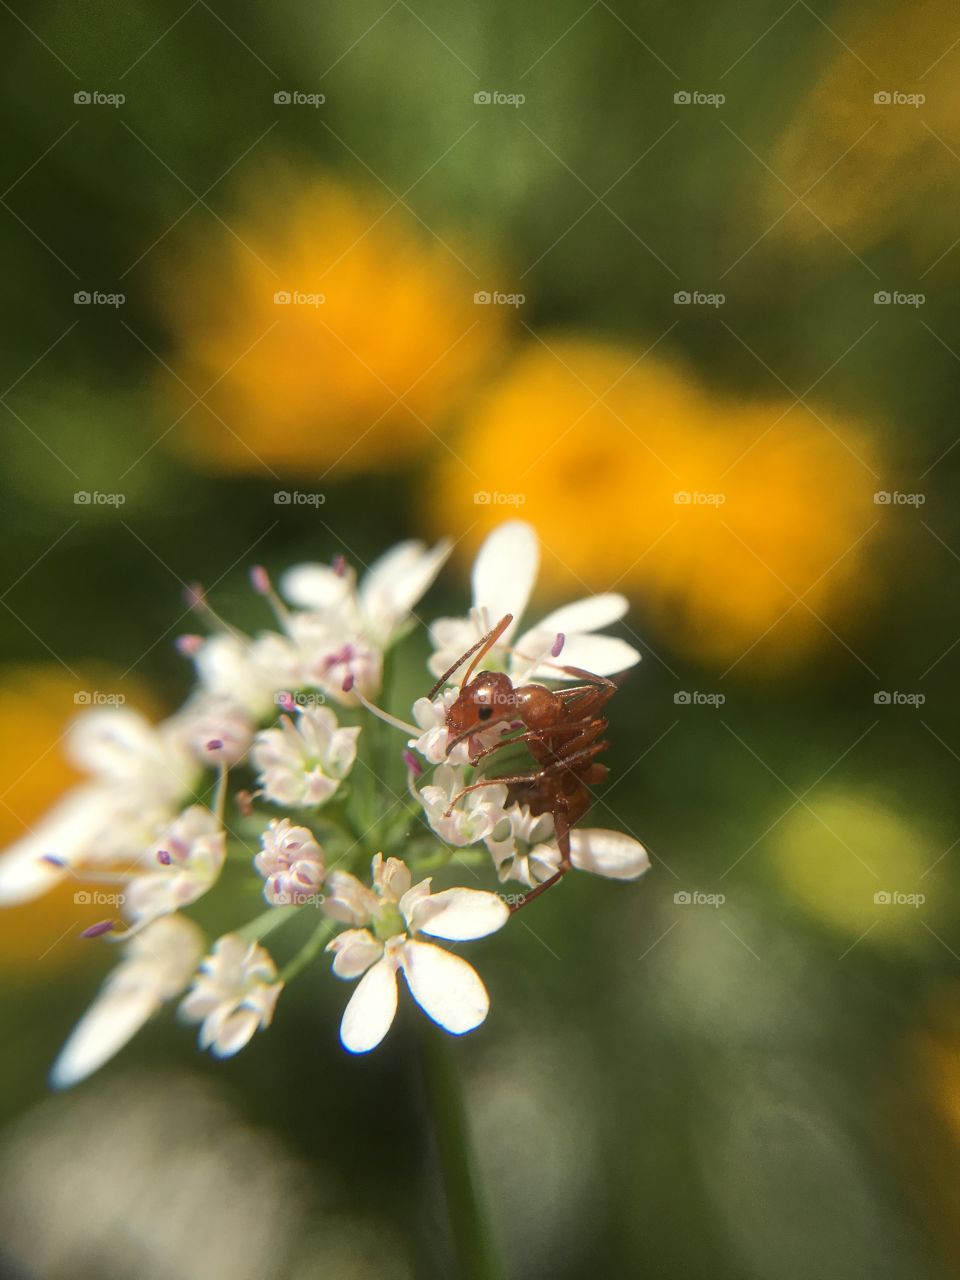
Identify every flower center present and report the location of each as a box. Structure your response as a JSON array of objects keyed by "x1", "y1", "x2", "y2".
[{"x1": 372, "y1": 903, "x2": 405, "y2": 941}]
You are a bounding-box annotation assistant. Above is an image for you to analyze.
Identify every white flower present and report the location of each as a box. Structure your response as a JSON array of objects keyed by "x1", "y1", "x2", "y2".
[
  {"x1": 179, "y1": 934, "x2": 283, "y2": 1057},
  {"x1": 173, "y1": 694, "x2": 255, "y2": 766},
  {"x1": 251, "y1": 616, "x2": 384, "y2": 708},
  {"x1": 485, "y1": 804, "x2": 558, "y2": 887},
  {"x1": 326, "y1": 855, "x2": 509, "y2": 1053},
  {"x1": 0, "y1": 708, "x2": 201, "y2": 907},
  {"x1": 182, "y1": 631, "x2": 279, "y2": 720},
  {"x1": 254, "y1": 818, "x2": 326, "y2": 905},
  {"x1": 123, "y1": 805, "x2": 226, "y2": 927},
  {"x1": 282, "y1": 539, "x2": 452, "y2": 649},
  {"x1": 252, "y1": 704, "x2": 360, "y2": 808},
  {"x1": 519, "y1": 828, "x2": 651, "y2": 885},
  {"x1": 428, "y1": 521, "x2": 640, "y2": 684},
  {"x1": 50, "y1": 915, "x2": 204, "y2": 1088},
  {"x1": 418, "y1": 764, "x2": 509, "y2": 846}
]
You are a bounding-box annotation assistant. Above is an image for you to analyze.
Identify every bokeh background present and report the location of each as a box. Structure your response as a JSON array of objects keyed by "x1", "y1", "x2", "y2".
[{"x1": 2, "y1": 0, "x2": 960, "y2": 1276}]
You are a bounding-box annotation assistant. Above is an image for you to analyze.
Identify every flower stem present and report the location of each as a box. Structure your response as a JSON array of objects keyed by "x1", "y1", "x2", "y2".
[
  {"x1": 279, "y1": 917, "x2": 336, "y2": 982},
  {"x1": 417, "y1": 1027, "x2": 502, "y2": 1280}
]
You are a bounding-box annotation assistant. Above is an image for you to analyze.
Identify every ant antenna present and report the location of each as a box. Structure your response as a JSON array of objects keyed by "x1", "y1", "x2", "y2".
[{"x1": 428, "y1": 613, "x2": 513, "y2": 700}]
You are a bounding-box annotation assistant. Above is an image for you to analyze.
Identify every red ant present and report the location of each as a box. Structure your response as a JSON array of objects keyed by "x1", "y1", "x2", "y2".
[{"x1": 429, "y1": 613, "x2": 617, "y2": 911}]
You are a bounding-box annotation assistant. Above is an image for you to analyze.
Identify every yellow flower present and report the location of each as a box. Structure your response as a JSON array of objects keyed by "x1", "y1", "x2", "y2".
[
  {"x1": 425, "y1": 338, "x2": 881, "y2": 665},
  {"x1": 156, "y1": 170, "x2": 508, "y2": 475}
]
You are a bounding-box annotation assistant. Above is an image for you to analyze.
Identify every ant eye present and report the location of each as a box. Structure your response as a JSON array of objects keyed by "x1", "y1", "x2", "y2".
[{"x1": 477, "y1": 705, "x2": 493, "y2": 721}]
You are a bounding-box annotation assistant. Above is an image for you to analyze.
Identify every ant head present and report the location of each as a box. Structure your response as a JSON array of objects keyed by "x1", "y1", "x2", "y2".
[{"x1": 445, "y1": 671, "x2": 516, "y2": 738}]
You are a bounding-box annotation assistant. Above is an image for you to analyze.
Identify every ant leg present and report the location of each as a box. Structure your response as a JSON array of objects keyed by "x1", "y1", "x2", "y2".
[
  {"x1": 442, "y1": 742, "x2": 609, "y2": 816},
  {"x1": 509, "y1": 812, "x2": 573, "y2": 913},
  {"x1": 468, "y1": 716, "x2": 602, "y2": 768}
]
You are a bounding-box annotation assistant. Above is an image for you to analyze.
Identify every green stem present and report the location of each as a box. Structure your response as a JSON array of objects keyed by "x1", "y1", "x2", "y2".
[
  {"x1": 417, "y1": 1026, "x2": 502, "y2": 1280},
  {"x1": 234, "y1": 904, "x2": 301, "y2": 943},
  {"x1": 279, "y1": 916, "x2": 337, "y2": 982}
]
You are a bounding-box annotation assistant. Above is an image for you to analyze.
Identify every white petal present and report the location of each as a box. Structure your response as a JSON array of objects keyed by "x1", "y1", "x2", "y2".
[
  {"x1": 410, "y1": 888, "x2": 510, "y2": 941},
  {"x1": 532, "y1": 593, "x2": 629, "y2": 635},
  {"x1": 401, "y1": 940, "x2": 490, "y2": 1035},
  {"x1": 66, "y1": 708, "x2": 161, "y2": 782},
  {"x1": 471, "y1": 522, "x2": 538, "y2": 638},
  {"x1": 528, "y1": 632, "x2": 640, "y2": 680},
  {"x1": 569, "y1": 828, "x2": 650, "y2": 879},
  {"x1": 0, "y1": 785, "x2": 111, "y2": 905},
  {"x1": 340, "y1": 957, "x2": 398, "y2": 1053},
  {"x1": 359, "y1": 539, "x2": 452, "y2": 643},
  {"x1": 327, "y1": 928, "x2": 383, "y2": 979},
  {"x1": 50, "y1": 982, "x2": 159, "y2": 1089},
  {"x1": 210, "y1": 1008, "x2": 261, "y2": 1057},
  {"x1": 279, "y1": 563, "x2": 354, "y2": 610}
]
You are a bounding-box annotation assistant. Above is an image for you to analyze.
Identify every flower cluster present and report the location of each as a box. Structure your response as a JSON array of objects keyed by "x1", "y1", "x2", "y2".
[{"x1": 0, "y1": 522, "x2": 649, "y2": 1088}]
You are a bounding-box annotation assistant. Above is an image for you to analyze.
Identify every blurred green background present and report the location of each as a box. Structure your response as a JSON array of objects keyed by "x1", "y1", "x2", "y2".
[{"x1": 2, "y1": 1, "x2": 960, "y2": 1277}]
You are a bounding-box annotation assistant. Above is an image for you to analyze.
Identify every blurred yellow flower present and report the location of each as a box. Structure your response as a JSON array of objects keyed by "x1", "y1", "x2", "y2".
[
  {"x1": 0, "y1": 667, "x2": 154, "y2": 971},
  {"x1": 426, "y1": 338, "x2": 881, "y2": 664},
  {"x1": 157, "y1": 170, "x2": 508, "y2": 475},
  {"x1": 768, "y1": 0, "x2": 960, "y2": 259},
  {"x1": 771, "y1": 790, "x2": 937, "y2": 951}
]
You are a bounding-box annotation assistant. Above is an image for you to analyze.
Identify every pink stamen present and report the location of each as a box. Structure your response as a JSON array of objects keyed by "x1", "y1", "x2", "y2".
[
  {"x1": 206, "y1": 738, "x2": 224, "y2": 752},
  {"x1": 277, "y1": 691, "x2": 296, "y2": 713},
  {"x1": 249, "y1": 565, "x2": 271, "y2": 595},
  {"x1": 342, "y1": 673, "x2": 355, "y2": 694},
  {"x1": 551, "y1": 632, "x2": 566, "y2": 658},
  {"x1": 175, "y1": 634, "x2": 204, "y2": 657},
  {"x1": 81, "y1": 919, "x2": 116, "y2": 939},
  {"x1": 332, "y1": 553, "x2": 347, "y2": 578},
  {"x1": 184, "y1": 583, "x2": 207, "y2": 611},
  {"x1": 402, "y1": 749, "x2": 423, "y2": 777},
  {"x1": 156, "y1": 849, "x2": 172, "y2": 865}
]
